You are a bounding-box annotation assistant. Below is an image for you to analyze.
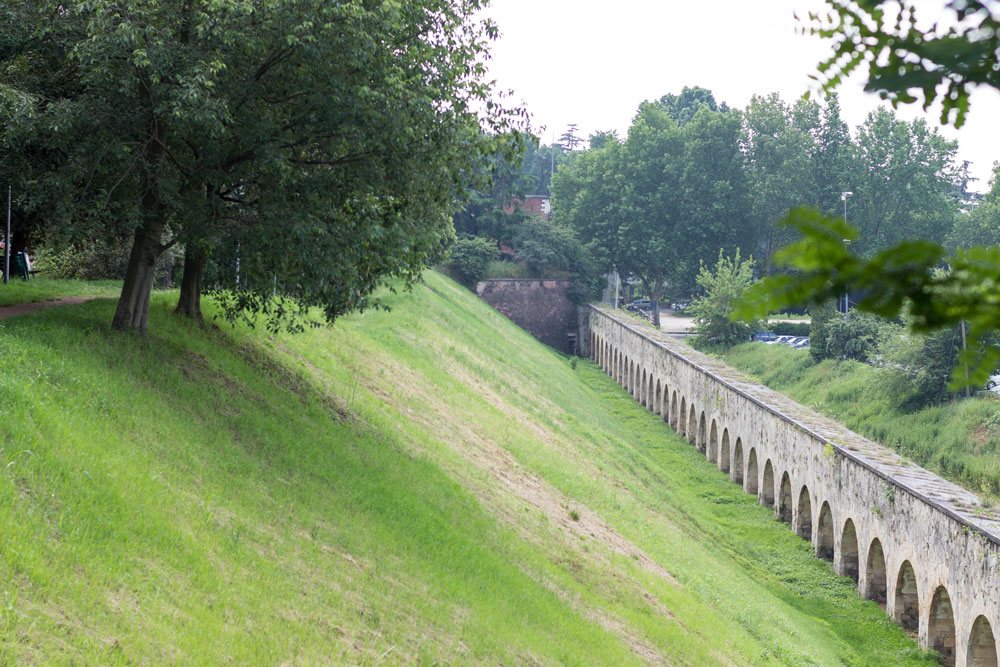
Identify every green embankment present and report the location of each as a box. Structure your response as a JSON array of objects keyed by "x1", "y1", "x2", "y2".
[
  {"x1": 720, "y1": 343, "x2": 1000, "y2": 500},
  {"x1": 0, "y1": 277, "x2": 120, "y2": 306},
  {"x1": 0, "y1": 273, "x2": 934, "y2": 664}
]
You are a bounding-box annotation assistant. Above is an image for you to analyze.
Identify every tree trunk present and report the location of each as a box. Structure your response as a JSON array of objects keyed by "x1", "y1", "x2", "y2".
[
  {"x1": 175, "y1": 246, "x2": 204, "y2": 319},
  {"x1": 112, "y1": 116, "x2": 168, "y2": 333},
  {"x1": 112, "y1": 214, "x2": 165, "y2": 332}
]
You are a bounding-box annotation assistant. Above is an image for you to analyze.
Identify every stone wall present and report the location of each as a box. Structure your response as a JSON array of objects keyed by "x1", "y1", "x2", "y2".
[
  {"x1": 586, "y1": 305, "x2": 1000, "y2": 666},
  {"x1": 476, "y1": 279, "x2": 577, "y2": 353}
]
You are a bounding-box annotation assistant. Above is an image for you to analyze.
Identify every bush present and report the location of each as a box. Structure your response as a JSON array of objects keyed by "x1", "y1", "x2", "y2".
[
  {"x1": 446, "y1": 237, "x2": 497, "y2": 287},
  {"x1": 34, "y1": 238, "x2": 178, "y2": 287},
  {"x1": 877, "y1": 319, "x2": 963, "y2": 408},
  {"x1": 821, "y1": 312, "x2": 884, "y2": 362},
  {"x1": 689, "y1": 250, "x2": 762, "y2": 348},
  {"x1": 770, "y1": 322, "x2": 810, "y2": 337}
]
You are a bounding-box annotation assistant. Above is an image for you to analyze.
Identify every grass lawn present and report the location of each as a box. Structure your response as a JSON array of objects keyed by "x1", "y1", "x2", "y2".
[
  {"x1": 0, "y1": 277, "x2": 120, "y2": 306},
  {"x1": 0, "y1": 273, "x2": 937, "y2": 663}
]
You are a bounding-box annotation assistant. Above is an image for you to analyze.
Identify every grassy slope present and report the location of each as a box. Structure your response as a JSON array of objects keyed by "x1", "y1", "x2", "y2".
[
  {"x1": 0, "y1": 275, "x2": 934, "y2": 664},
  {"x1": 0, "y1": 278, "x2": 120, "y2": 306},
  {"x1": 720, "y1": 343, "x2": 1000, "y2": 500}
]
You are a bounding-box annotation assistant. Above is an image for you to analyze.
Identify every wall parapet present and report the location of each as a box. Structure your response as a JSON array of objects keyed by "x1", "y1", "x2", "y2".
[{"x1": 586, "y1": 304, "x2": 999, "y2": 665}]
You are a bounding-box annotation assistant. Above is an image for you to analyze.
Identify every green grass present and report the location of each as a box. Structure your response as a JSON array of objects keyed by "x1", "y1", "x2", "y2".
[
  {"x1": 0, "y1": 277, "x2": 120, "y2": 306},
  {"x1": 720, "y1": 343, "x2": 1000, "y2": 500},
  {"x1": 0, "y1": 273, "x2": 935, "y2": 663}
]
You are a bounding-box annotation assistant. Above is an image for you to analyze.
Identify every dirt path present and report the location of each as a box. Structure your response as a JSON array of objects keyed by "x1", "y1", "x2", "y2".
[{"x1": 0, "y1": 296, "x2": 99, "y2": 321}]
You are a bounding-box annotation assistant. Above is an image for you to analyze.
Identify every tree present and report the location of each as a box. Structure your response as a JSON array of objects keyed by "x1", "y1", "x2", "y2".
[
  {"x1": 948, "y1": 166, "x2": 1000, "y2": 249},
  {"x1": 558, "y1": 123, "x2": 583, "y2": 152},
  {"x1": 739, "y1": 0, "x2": 1000, "y2": 384},
  {"x1": 847, "y1": 108, "x2": 959, "y2": 254},
  {"x1": 554, "y1": 94, "x2": 751, "y2": 326},
  {"x1": 689, "y1": 250, "x2": 761, "y2": 348},
  {"x1": 742, "y1": 93, "x2": 820, "y2": 274},
  {"x1": 1, "y1": 0, "x2": 523, "y2": 332},
  {"x1": 658, "y1": 86, "x2": 725, "y2": 125}
]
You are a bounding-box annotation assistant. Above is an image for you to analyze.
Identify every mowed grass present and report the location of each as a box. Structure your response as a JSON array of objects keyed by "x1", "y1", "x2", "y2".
[
  {"x1": 720, "y1": 342, "x2": 1000, "y2": 501},
  {"x1": 0, "y1": 277, "x2": 120, "y2": 306},
  {"x1": 0, "y1": 272, "x2": 935, "y2": 664}
]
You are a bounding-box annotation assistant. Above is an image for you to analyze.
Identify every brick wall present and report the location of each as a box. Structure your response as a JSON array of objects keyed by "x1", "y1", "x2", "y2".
[{"x1": 476, "y1": 279, "x2": 577, "y2": 353}]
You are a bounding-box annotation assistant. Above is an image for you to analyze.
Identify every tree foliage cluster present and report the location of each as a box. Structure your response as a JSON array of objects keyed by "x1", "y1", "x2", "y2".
[
  {"x1": 688, "y1": 250, "x2": 762, "y2": 348},
  {"x1": 0, "y1": 0, "x2": 525, "y2": 332},
  {"x1": 739, "y1": 0, "x2": 1000, "y2": 388},
  {"x1": 448, "y1": 129, "x2": 602, "y2": 300},
  {"x1": 551, "y1": 85, "x2": 963, "y2": 326}
]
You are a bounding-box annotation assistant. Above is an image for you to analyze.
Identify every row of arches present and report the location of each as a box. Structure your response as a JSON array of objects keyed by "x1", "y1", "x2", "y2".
[{"x1": 590, "y1": 329, "x2": 998, "y2": 665}]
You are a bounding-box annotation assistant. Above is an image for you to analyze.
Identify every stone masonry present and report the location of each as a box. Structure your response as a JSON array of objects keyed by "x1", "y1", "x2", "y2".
[
  {"x1": 586, "y1": 305, "x2": 1000, "y2": 666},
  {"x1": 477, "y1": 279, "x2": 578, "y2": 353}
]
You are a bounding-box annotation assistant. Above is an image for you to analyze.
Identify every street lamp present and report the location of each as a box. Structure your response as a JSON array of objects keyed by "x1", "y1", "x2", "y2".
[{"x1": 841, "y1": 191, "x2": 854, "y2": 314}]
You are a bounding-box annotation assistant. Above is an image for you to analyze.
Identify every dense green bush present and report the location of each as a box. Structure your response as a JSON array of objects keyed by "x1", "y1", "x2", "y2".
[
  {"x1": 770, "y1": 321, "x2": 810, "y2": 336},
  {"x1": 817, "y1": 311, "x2": 884, "y2": 362},
  {"x1": 807, "y1": 300, "x2": 838, "y2": 361},
  {"x1": 877, "y1": 319, "x2": 963, "y2": 408},
  {"x1": 34, "y1": 238, "x2": 178, "y2": 287},
  {"x1": 689, "y1": 250, "x2": 762, "y2": 348},
  {"x1": 445, "y1": 237, "x2": 497, "y2": 287}
]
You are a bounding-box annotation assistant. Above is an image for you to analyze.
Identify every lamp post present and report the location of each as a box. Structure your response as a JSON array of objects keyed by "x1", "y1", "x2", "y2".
[{"x1": 841, "y1": 191, "x2": 854, "y2": 314}]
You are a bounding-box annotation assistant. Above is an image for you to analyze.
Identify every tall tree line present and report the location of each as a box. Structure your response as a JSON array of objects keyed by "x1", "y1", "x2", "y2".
[{"x1": 553, "y1": 86, "x2": 964, "y2": 307}]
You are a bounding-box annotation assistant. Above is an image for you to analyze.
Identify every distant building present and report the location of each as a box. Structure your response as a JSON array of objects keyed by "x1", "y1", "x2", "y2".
[{"x1": 503, "y1": 195, "x2": 551, "y2": 220}]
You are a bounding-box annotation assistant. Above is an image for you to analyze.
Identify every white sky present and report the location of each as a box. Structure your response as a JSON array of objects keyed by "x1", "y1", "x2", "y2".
[{"x1": 484, "y1": 0, "x2": 1000, "y2": 192}]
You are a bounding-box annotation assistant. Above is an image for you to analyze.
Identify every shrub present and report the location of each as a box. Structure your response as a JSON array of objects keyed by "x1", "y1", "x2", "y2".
[
  {"x1": 446, "y1": 237, "x2": 497, "y2": 287},
  {"x1": 689, "y1": 250, "x2": 762, "y2": 348},
  {"x1": 34, "y1": 238, "x2": 178, "y2": 287},
  {"x1": 770, "y1": 322, "x2": 810, "y2": 337},
  {"x1": 821, "y1": 312, "x2": 884, "y2": 362},
  {"x1": 481, "y1": 260, "x2": 533, "y2": 280}
]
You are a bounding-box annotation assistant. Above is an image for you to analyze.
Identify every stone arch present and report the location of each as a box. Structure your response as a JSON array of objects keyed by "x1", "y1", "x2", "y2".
[
  {"x1": 640, "y1": 368, "x2": 648, "y2": 406},
  {"x1": 968, "y1": 615, "x2": 998, "y2": 667},
  {"x1": 630, "y1": 360, "x2": 637, "y2": 397},
  {"x1": 655, "y1": 379, "x2": 662, "y2": 417},
  {"x1": 746, "y1": 447, "x2": 760, "y2": 496},
  {"x1": 777, "y1": 472, "x2": 793, "y2": 522},
  {"x1": 839, "y1": 519, "x2": 859, "y2": 582},
  {"x1": 648, "y1": 374, "x2": 656, "y2": 411},
  {"x1": 679, "y1": 396, "x2": 687, "y2": 436},
  {"x1": 708, "y1": 420, "x2": 719, "y2": 463},
  {"x1": 660, "y1": 383, "x2": 670, "y2": 421},
  {"x1": 760, "y1": 457, "x2": 773, "y2": 505},
  {"x1": 928, "y1": 586, "x2": 956, "y2": 665},
  {"x1": 614, "y1": 350, "x2": 620, "y2": 381},
  {"x1": 795, "y1": 485, "x2": 812, "y2": 539},
  {"x1": 688, "y1": 406, "x2": 698, "y2": 445},
  {"x1": 865, "y1": 538, "x2": 887, "y2": 605},
  {"x1": 670, "y1": 392, "x2": 678, "y2": 428},
  {"x1": 719, "y1": 428, "x2": 730, "y2": 473},
  {"x1": 816, "y1": 502, "x2": 834, "y2": 560},
  {"x1": 735, "y1": 439, "x2": 747, "y2": 487},
  {"x1": 894, "y1": 560, "x2": 919, "y2": 632},
  {"x1": 698, "y1": 412, "x2": 707, "y2": 453}
]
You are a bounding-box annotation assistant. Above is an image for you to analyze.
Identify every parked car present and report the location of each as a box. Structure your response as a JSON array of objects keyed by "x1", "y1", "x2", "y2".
[
  {"x1": 626, "y1": 299, "x2": 653, "y2": 313},
  {"x1": 987, "y1": 374, "x2": 1000, "y2": 391},
  {"x1": 752, "y1": 331, "x2": 778, "y2": 343},
  {"x1": 792, "y1": 338, "x2": 810, "y2": 349}
]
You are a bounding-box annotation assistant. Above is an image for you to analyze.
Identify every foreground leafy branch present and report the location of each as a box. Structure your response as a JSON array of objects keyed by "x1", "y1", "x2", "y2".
[{"x1": 734, "y1": 208, "x2": 1000, "y2": 386}]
